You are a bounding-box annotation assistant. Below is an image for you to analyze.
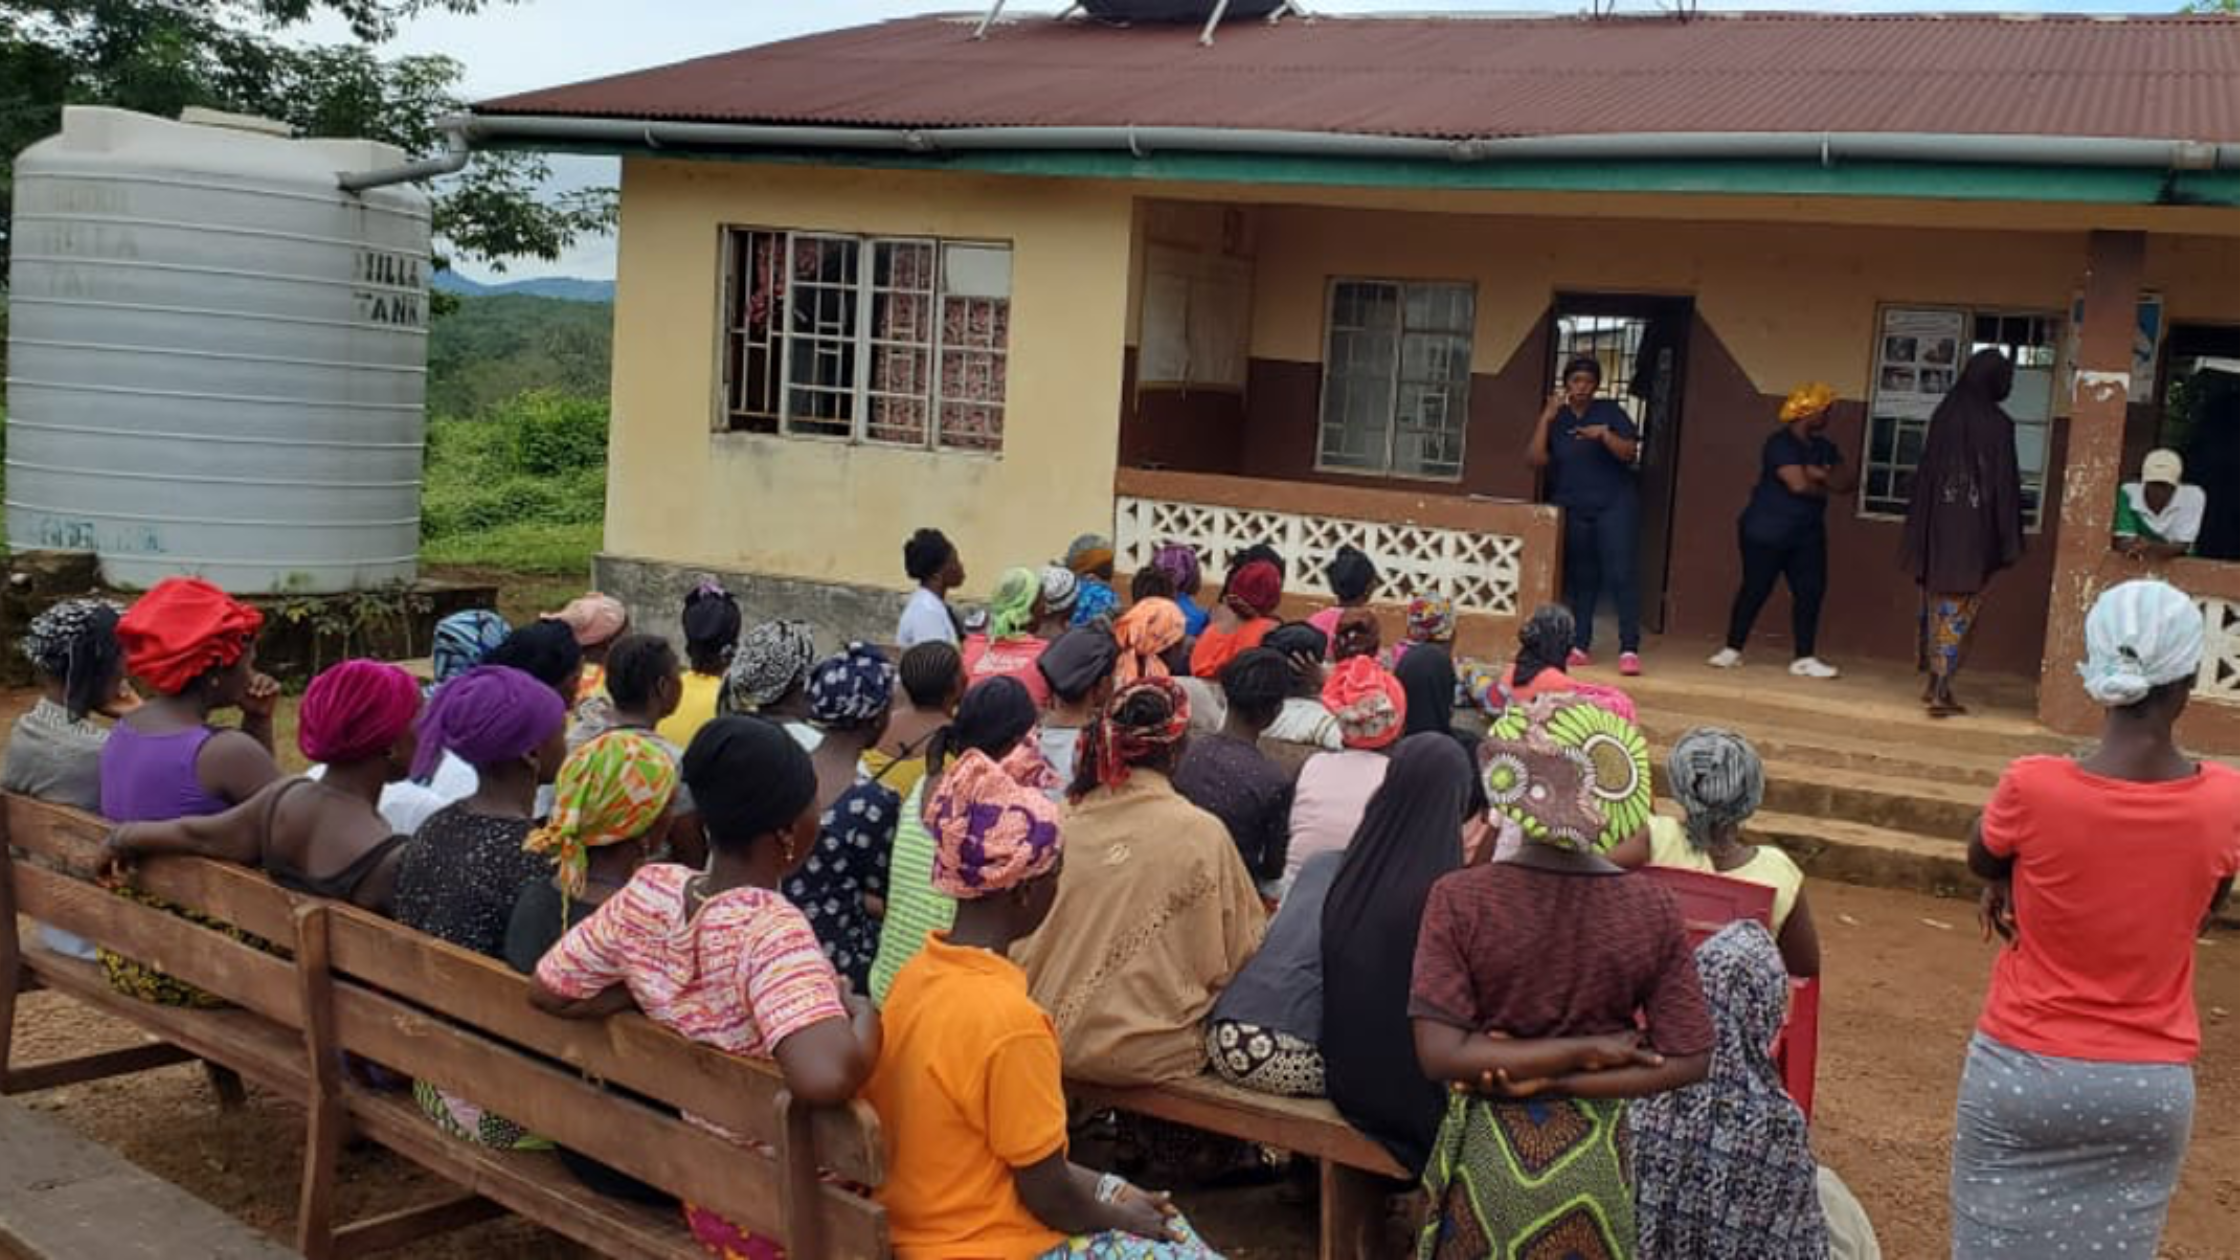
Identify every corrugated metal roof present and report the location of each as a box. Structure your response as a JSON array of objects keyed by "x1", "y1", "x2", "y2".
[{"x1": 477, "y1": 12, "x2": 2240, "y2": 145}]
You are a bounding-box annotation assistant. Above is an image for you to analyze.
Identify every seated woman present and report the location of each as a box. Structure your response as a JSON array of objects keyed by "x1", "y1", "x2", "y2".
[
  {"x1": 1114, "y1": 598, "x2": 1189, "y2": 685},
  {"x1": 1306, "y1": 546, "x2": 1380, "y2": 651},
  {"x1": 393, "y1": 667, "x2": 570, "y2": 956},
  {"x1": 104, "y1": 660, "x2": 424, "y2": 914},
  {"x1": 657, "y1": 581, "x2": 741, "y2": 748},
  {"x1": 1386, "y1": 596, "x2": 1455, "y2": 669},
  {"x1": 1410, "y1": 694, "x2": 1713, "y2": 1257},
  {"x1": 1630, "y1": 921, "x2": 1832, "y2": 1260},
  {"x1": 868, "y1": 642, "x2": 966, "y2": 800},
  {"x1": 100, "y1": 577, "x2": 283, "y2": 1006},
  {"x1": 784, "y1": 644, "x2": 902, "y2": 993},
  {"x1": 964, "y1": 568, "x2": 1056, "y2": 707},
  {"x1": 1466, "y1": 603, "x2": 1637, "y2": 721},
  {"x1": 1065, "y1": 534, "x2": 1122, "y2": 627},
  {"x1": 1188, "y1": 560, "x2": 1283, "y2": 681},
  {"x1": 1148, "y1": 544, "x2": 1209, "y2": 639},
  {"x1": 870, "y1": 676, "x2": 1048, "y2": 1005},
  {"x1": 1610, "y1": 727, "x2": 1822, "y2": 977},
  {"x1": 496, "y1": 729, "x2": 680, "y2": 1182},
  {"x1": 1172, "y1": 649, "x2": 1295, "y2": 890},
  {"x1": 1017, "y1": 678, "x2": 1266, "y2": 1087},
  {"x1": 1315, "y1": 735, "x2": 1475, "y2": 1168},
  {"x1": 1256, "y1": 623, "x2": 1340, "y2": 769},
  {"x1": 569, "y1": 634, "x2": 700, "y2": 865},
  {"x1": 5, "y1": 599, "x2": 133, "y2": 959},
  {"x1": 867, "y1": 740, "x2": 1225, "y2": 1260},
  {"x1": 1284, "y1": 657, "x2": 1406, "y2": 888},
  {"x1": 1033, "y1": 626, "x2": 1118, "y2": 793},
  {"x1": 545, "y1": 591, "x2": 628, "y2": 704},
  {"x1": 430, "y1": 609, "x2": 511, "y2": 692},
  {"x1": 719, "y1": 619, "x2": 821, "y2": 750},
  {"x1": 533, "y1": 716, "x2": 883, "y2": 1259}
]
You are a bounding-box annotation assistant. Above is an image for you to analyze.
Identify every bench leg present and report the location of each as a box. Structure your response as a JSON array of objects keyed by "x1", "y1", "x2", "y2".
[
  {"x1": 204, "y1": 1061, "x2": 249, "y2": 1109},
  {"x1": 1318, "y1": 1160, "x2": 1395, "y2": 1260}
]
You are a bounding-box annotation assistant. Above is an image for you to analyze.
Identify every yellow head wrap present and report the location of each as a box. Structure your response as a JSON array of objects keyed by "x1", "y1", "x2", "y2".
[{"x1": 1779, "y1": 383, "x2": 1837, "y2": 424}]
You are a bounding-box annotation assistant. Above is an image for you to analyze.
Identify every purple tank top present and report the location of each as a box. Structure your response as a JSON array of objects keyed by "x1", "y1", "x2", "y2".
[{"x1": 99, "y1": 724, "x2": 231, "y2": 822}]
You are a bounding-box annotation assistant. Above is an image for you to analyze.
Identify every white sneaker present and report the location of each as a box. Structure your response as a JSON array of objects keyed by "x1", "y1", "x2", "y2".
[
  {"x1": 1790, "y1": 657, "x2": 1840, "y2": 679},
  {"x1": 1707, "y1": 648, "x2": 1743, "y2": 669}
]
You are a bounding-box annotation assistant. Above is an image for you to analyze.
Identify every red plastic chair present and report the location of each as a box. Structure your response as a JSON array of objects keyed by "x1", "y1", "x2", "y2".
[{"x1": 1641, "y1": 866, "x2": 1821, "y2": 1122}]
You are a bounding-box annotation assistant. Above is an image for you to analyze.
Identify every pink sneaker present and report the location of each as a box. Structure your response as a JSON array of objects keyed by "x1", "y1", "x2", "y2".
[
  {"x1": 1567, "y1": 648, "x2": 1592, "y2": 668},
  {"x1": 1619, "y1": 651, "x2": 1643, "y2": 677}
]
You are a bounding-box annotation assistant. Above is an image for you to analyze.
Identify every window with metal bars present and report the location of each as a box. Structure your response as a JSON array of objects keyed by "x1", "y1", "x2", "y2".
[
  {"x1": 1316, "y1": 279, "x2": 1475, "y2": 480},
  {"x1": 1861, "y1": 306, "x2": 2060, "y2": 530},
  {"x1": 721, "y1": 228, "x2": 1011, "y2": 453}
]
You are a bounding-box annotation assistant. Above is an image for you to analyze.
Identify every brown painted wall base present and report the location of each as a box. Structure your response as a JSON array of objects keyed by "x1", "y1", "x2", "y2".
[{"x1": 2039, "y1": 553, "x2": 2240, "y2": 753}]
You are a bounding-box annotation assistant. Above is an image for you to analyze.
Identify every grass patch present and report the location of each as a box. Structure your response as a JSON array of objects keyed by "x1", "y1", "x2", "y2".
[{"x1": 419, "y1": 390, "x2": 605, "y2": 581}]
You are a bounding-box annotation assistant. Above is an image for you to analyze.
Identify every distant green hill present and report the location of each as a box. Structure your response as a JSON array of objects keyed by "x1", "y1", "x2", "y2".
[{"x1": 426, "y1": 293, "x2": 613, "y2": 418}]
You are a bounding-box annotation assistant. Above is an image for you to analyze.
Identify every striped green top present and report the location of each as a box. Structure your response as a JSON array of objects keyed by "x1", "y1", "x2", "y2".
[{"x1": 869, "y1": 779, "x2": 958, "y2": 1005}]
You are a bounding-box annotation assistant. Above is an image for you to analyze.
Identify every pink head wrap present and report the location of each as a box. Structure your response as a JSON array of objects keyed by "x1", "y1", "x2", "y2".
[
  {"x1": 1321, "y1": 655, "x2": 1407, "y2": 750},
  {"x1": 546, "y1": 593, "x2": 628, "y2": 648},
  {"x1": 928, "y1": 749, "x2": 1064, "y2": 899},
  {"x1": 298, "y1": 659, "x2": 422, "y2": 765}
]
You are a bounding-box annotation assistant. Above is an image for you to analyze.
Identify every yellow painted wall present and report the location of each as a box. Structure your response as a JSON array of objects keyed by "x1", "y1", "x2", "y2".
[
  {"x1": 604, "y1": 159, "x2": 1135, "y2": 594},
  {"x1": 1242, "y1": 202, "x2": 2240, "y2": 396}
]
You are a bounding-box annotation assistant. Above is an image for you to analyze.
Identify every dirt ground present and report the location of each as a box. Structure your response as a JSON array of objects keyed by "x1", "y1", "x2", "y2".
[{"x1": 8, "y1": 879, "x2": 2235, "y2": 1259}]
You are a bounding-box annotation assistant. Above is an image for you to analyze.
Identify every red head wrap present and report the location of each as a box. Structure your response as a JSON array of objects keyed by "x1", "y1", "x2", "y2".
[
  {"x1": 1078, "y1": 676, "x2": 1192, "y2": 797},
  {"x1": 298, "y1": 660, "x2": 422, "y2": 766},
  {"x1": 1225, "y1": 560, "x2": 1283, "y2": 620},
  {"x1": 1321, "y1": 656, "x2": 1407, "y2": 750},
  {"x1": 116, "y1": 577, "x2": 263, "y2": 696}
]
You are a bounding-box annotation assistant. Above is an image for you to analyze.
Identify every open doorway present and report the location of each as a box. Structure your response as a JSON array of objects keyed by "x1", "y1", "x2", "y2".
[{"x1": 1547, "y1": 294, "x2": 1695, "y2": 634}]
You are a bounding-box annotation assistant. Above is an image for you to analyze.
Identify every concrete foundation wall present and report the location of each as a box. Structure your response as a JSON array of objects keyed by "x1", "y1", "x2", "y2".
[{"x1": 593, "y1": 552, "x2": 908, "y2": 660}]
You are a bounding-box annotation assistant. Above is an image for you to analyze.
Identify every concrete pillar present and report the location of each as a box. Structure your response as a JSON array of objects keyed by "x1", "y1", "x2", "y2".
[{"x1": 2037, "y1": 230, "x2": 2145, "y2": 733}]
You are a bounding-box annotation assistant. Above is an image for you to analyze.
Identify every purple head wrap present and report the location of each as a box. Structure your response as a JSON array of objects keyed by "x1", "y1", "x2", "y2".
[
  {"x1": 410, "y1": 665, "x2": 568, "y2": 780},
  {"x1": 1151, "y1": 543, "x2": 1201, "y2": 594}
]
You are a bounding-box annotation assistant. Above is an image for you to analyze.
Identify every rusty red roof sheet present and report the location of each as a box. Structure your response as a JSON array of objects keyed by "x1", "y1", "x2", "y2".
[{"x1": 477, "y1": 11, "x2": 2240, "y2": 145}]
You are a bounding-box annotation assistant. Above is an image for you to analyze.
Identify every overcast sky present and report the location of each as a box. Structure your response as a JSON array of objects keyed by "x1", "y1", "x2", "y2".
[{"x1": 311, "y1": 0, "x2": 2175, "y2": 279}]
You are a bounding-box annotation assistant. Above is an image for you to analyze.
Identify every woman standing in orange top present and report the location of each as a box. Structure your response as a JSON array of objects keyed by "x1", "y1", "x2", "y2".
[{"x1": 1953, "y1": 580, "x2": 2240, "y2": 1259}]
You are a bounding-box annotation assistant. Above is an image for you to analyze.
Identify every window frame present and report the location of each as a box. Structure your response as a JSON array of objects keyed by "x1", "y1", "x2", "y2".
[
  {"x1": 714, "y1": 226, "x2": 1011, "y2": 455},
  {"x1": 1313, "y1": 275, "x2": 1477, "y2": 482},
  {"x1": 1857, "y1": 302, "x2": 2065, "y2": 532}
]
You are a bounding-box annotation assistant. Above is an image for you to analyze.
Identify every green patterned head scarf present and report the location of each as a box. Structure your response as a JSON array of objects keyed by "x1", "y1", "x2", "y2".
[
  {"x1": 1480, "y1": 692, "x2": 1653, "y2": 854},
  {"x1": 987, "y1": 567, "x2": 1040, "y2": 639}
]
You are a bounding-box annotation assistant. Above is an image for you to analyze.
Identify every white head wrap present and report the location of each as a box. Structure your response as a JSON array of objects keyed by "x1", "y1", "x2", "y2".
[
  {"x1": 1666, "y1": 727, "x2": 1766, "y2": 849},
  {"x1": 2078, "y1": 580, "x2": 2205, "y2": 708}
]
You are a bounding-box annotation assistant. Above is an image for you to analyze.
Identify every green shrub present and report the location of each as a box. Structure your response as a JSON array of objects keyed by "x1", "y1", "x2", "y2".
[
  {"x1": 506, "y1": 390, "x2": 610, "y2": 476},
  {"x1": 420, "y1": 390, "x2": 608, "y2": 577}
]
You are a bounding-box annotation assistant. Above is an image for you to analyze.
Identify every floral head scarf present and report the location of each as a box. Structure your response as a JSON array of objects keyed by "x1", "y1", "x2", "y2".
[
  {"x1": 22, "y1": 599, "x2": 126, "y2": 720},
  {"x1": 1779, "y1": 382, "x2": 1837, "y2": 425},
  {"x1": 722, "y1": 619, "x2": 817, "y2": 714},
  {"x1": 1405, "y1": 596, "x2": 1456, "y2": 645},
  {"x1": 1039, "y1": 565, "x2": 1080, "y2": 618},
  {"x1": 1077, "y1": 676, "x2": 1191, "y2": 795},
  {"x1": 928, "y1": 749, "x2": 1064, "y2": 898},
  {"x1": 1321, "y1": 656, "x2": 1406, "y2": 750},
  {"x1": 807, "y1": 642, "x2": 896, "y2": 729},
  {"x1": 987, "y1": 568, "x2": 1040, "y2": 639},
  {"x1": 523, "y1": 730, "x2": 679, "y2": 907},
  {"x1": 1112, "y1": 597, "x2": 1186, "y2": 686},
  {"x1": 1480, "y1": 692, "x2": 1653, "y2": 854}
]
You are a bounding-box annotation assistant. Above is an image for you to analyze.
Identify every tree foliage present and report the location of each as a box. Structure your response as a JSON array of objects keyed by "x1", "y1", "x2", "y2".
[
  {"x1": 0, "y1": 0, "x2": 616, "y2": 279},
  {"x1": 425, "y1": 292, "x2": 611, "y2": 417}
]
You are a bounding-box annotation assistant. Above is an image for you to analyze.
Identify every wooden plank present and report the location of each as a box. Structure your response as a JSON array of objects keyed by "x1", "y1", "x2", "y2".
[
  {"x1": 322, "y1": 906, "x2": 884, "y2": 1185},
  {"x1": 17, "y1": 949, "x2": 310, "y2": 1102},
  {"x1": 1318, "y1": 1161, "x2": 1392, "y2": 1260},
  {"x1": 344, "y1": 1092, "x2": 727, "y2": 1260},
  {"x1": 1070, "y1": 1077, "x2": 1408, "y2": 1180},
  {"x1": 3, "y1": 1041, "x2": 198, "y2": 1096},
  {"x1": 331, "y1": 1194, "x2": 506, "y2": 1260},
  {"x1": 4, "y1": 799, "x2": 300, "y2": 944},
  {"x1": 291, "y1": 905, "x2": 348, "y2": 1260},
  {"x1": 1, "y1": 854, "x2": 23, "y2": 1087},
  {"x1": 0, "y1": 1097, "x2": 301, "y2": 1260},
  {"x1": 3, "y1": 797, "x2": 107, "y2": 867},
  {"x1": 12, "y1": 865, "x2": 302, "y2": 1028},
  {"x1": 329, "y1": 980, "x2": 889, "y2": 1260}
]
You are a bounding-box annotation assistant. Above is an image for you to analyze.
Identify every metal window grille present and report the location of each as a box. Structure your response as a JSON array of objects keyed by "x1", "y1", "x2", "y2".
[
  {"x1": 1317, "y1": 279, "x2": 1474, "y2": 480},
  {"x1": 720, "y1": 228, "x2": 1010, "y2": 453},
  {"x1": 1551, "y1": 315, "x2": 1650, "y2": 428}
]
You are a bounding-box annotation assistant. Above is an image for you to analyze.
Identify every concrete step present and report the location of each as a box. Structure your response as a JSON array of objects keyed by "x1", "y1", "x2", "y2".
[
  {"x1": 1657, "y1": 757, "x2": 1987, "y2": 841},
  {"x1": 1638, "y1": 708, "x2": 2023, "y2": 788}
]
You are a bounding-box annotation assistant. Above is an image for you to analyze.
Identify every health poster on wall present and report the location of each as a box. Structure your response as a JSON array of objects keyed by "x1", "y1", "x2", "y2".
[{"x1": 1872, "y1": 307, "x2": 1967, "y2": 421}]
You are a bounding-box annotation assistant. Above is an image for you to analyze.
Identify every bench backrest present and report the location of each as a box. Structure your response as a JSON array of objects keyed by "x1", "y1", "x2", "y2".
[{"x1": 1, "y1": 794, "x2": 889, "y2": 1257}]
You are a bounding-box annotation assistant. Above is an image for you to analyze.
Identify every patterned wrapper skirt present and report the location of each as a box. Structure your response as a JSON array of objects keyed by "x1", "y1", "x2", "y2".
[
  {"x1": 1950, "y1": 1033, "x2": 2194, "y2": 1259},
  {"x1": 1418, "y1": 1091, "x2": 1635, "y2": 1260},
  {"x1": 1205, "y1": 1020, "x2": 1326, "y2": 1098},
  {"x1": 1918, "y1": 592, "x2": 1985, "y2": 681}
]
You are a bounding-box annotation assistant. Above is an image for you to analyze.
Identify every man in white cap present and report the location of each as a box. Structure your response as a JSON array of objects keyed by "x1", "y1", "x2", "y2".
[{"x1": 2112, "y1": 448, "x2": 2205, "y2": 563}]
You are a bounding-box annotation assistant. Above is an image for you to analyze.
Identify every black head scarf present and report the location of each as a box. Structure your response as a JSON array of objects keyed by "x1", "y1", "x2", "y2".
[
  {"x1": 1512, "y1": 604, "x2": 1576, "y2": 690},
  {"x1": 1319, "y1": 732, "x2": 1474, "y2": 1174},
  {"x1": 1899, "y1": 348, "x2": 2025, "y2": 594},
  {"x1": 1035, "y1": 625, "x2": 1118, "y2": 703},
  {"x1": 1396, "y1": 646, "x2": 1456, "y2": 738}
]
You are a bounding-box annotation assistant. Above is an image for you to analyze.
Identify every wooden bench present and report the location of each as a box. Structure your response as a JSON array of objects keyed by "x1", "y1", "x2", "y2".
[
  {"x1": 1070, "y1": 1074, "x2": 1408, "y2": 1260},
  {"x1": 0, "y1": 794, "x2": 891, "y2": 1259}
]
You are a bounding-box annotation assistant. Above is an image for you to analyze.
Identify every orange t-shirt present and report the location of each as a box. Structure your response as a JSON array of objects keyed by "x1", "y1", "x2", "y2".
[
  {"x1": 1977, "y1": 756, "x2": 2240, "y2": 1064},
  {"x1": 864, "y1": 933, "x2": 1069, "y2": 1260},
  {"x1": 1189, "y1": 617, "x2": 1275, "y2": 679}
]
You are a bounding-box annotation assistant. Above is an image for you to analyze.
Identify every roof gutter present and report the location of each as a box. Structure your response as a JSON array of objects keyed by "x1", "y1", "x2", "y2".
[
  {"x1": 450, "y1": 112, "x2": 2239, "y2": 172},
  {"x1": 339, "y1": 116, "x2": 473, "y2": 192}
]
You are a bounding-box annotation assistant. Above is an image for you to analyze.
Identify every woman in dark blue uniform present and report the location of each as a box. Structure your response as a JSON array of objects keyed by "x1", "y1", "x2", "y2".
[
  {"x1": 1527, "y1": 355, "x2": 1644, "y2": 676},
  {"x1": 1710, "y1": 383, "x2": 1856, "y2": 679}
]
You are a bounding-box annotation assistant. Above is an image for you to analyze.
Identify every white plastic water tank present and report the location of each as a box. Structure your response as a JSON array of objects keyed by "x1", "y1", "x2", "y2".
[{"x1": 5, "y1": 106, "x2": 431, "y2": 593}]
